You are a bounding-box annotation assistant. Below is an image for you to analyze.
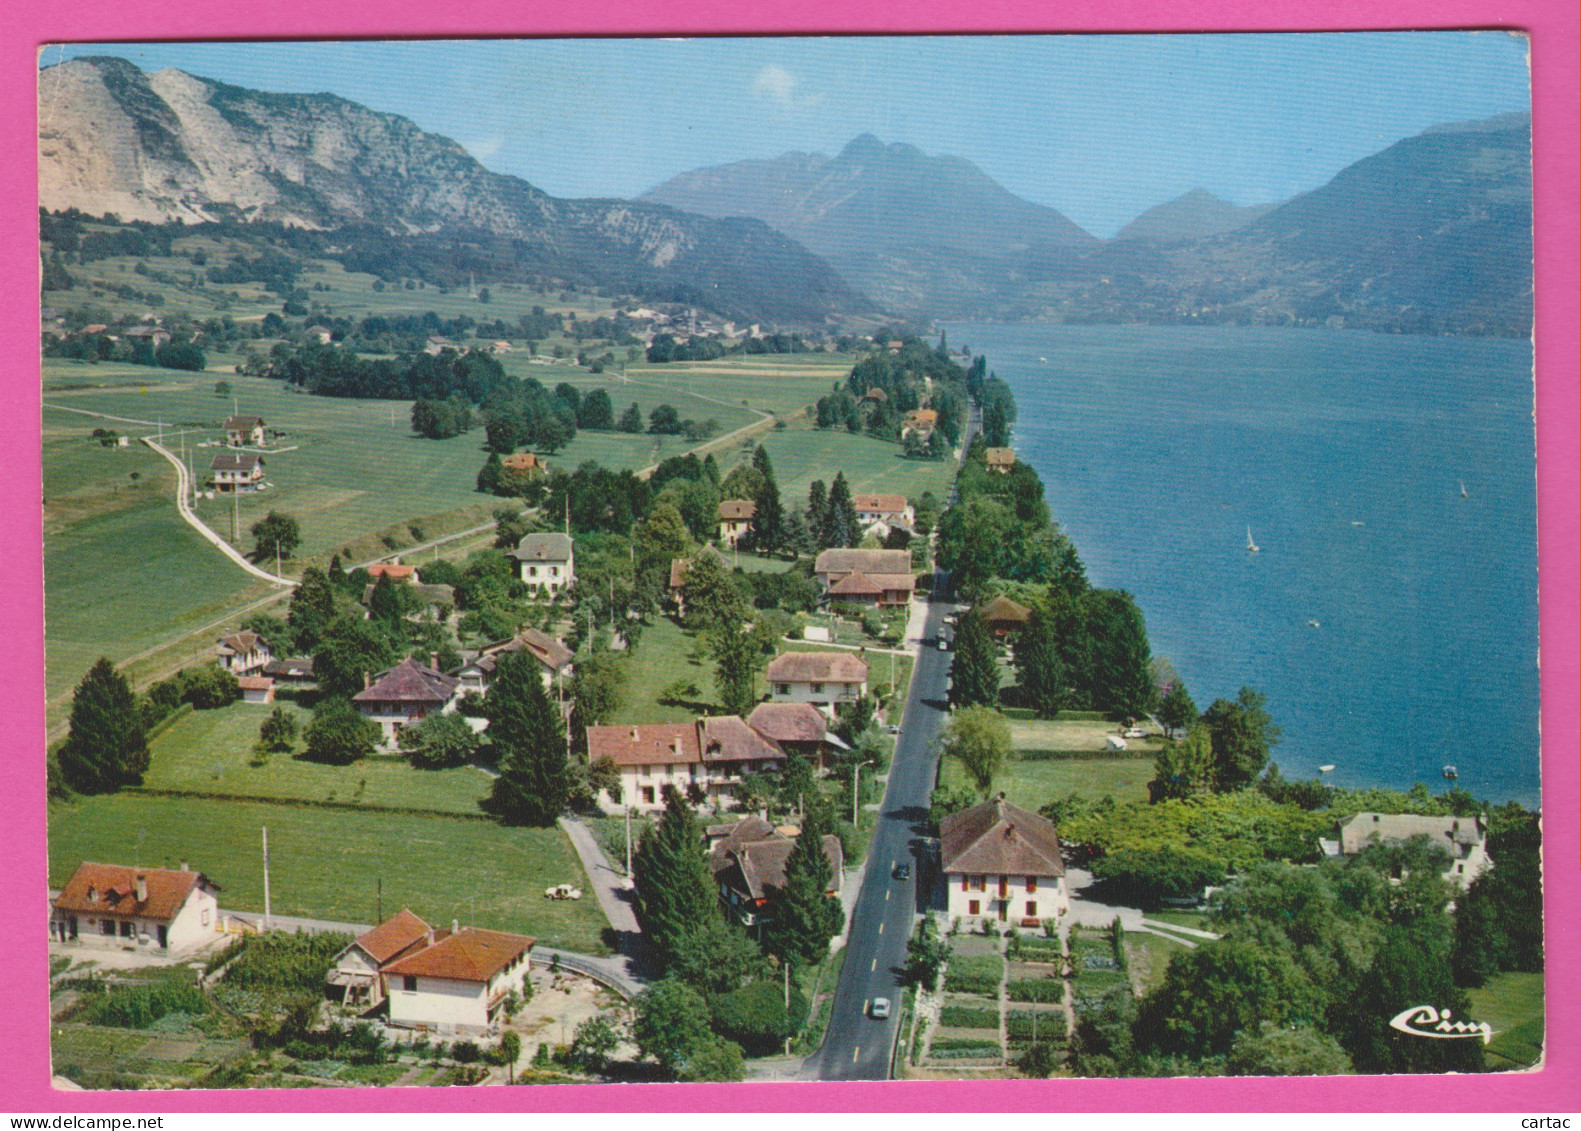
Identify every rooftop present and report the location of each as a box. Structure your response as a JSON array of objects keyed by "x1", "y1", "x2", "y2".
[
  {"x1": 210, "y1": 452, "x2": 263, "y2": 473},
  {"x1": 765, "y1": 651, "x2": 869, "y2": 684},
  {"x1": 852, "y1": 493, "x2": 909, "y2": 513},
  {"x1": 353, "y1": 658, "x2": 459, "y2": 705},
  {"x1": 53, "y1": 863, "x2": 214, "y2": 923},
  {"x1": 511, "y1": 533, "x2": 574, "y2": 563},
  {"x1": 719, "y1": 499, "x2": 758, "y2": 521},
  {"x1": 814, "y1": 548, "x2": 914, "y2": 577},
  {"x1": 941, "y1": 796, "x2": 1065, "y2": 878},
  {"x1": 382, "y1": 926, "x2": 535, "y2": 983}
]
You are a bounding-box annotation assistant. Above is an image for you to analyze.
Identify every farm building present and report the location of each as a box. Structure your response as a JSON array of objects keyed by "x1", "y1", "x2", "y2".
[
  {"x1": 587, "y1": 715, "x2": 796, "y2": 812},
  {"x1": 1323, "y1": 813, "x2": 1493, "y2": 890},
  {"x1": 216, "y1": 630, "x2": 271, "y2": 675},
  {"x1": 237, "y1": 675, "x2": 275, "y2": 704},
  {"x1": 814, "y1": 548, "x2": 915, "y2": 607},
  {"x1": 978, "y1": 595, "x2": 1032, "y2": 637},
  {"x1": 984, "y1": 447, "x2": 1016, "y2": 473}
]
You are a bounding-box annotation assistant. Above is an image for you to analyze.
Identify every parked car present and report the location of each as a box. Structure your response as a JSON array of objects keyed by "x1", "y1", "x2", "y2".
[
  {"x1": 893, "y1": 862, "x2": 912, "y2": 881},
  {"x1": 869, "y1": 997, "x2": 891, "y2": 1019},
  {"x1": 937, "y1": 635, "x2": 951, "y2": 651},
  {"x1": 1123, "y1": 727, "x2": 1148, "y2": 739}
]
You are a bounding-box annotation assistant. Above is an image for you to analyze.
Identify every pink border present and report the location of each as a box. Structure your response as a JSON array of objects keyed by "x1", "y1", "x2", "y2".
[{"x1": 5, "y1": 0, "x2": 1575, "y2": 1113}]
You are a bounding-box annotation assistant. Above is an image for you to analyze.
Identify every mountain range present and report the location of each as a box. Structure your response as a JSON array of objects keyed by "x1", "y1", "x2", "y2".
[{"x1": 1113, "y1": 188, "x2": 1279, "y2": 242}]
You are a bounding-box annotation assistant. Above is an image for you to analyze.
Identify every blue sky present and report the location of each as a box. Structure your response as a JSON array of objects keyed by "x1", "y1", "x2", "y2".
[{"x1": 43, "y1": 34, "x2": 1530, "y2": 237}]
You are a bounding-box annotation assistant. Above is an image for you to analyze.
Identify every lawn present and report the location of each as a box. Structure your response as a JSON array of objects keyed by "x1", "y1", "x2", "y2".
[
  {"x1": 940, "y1": 752, "x2": 1155, "y2": 812},
  {"x1": 609, "y1": 617, "x2": 719, "y2": 723},
  {"x1": 728, "y1": 419, "x2": 958, "y2": 505},
  {"x1": 1467, "y1": 971, "x2": 1544, "y2": 1071},
  {"x1": 140, "y1": 701, "x2": 492, "y2": 815},
  {"x1": 48, "y1": 793, "x2": 610, "y2": 954},
  {"x1": 1121, "y1": 930, "x2": 1189, "y2": 995}
]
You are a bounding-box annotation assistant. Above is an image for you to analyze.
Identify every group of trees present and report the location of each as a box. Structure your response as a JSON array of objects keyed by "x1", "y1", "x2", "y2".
[{"x1": 812, "y1": 336, "x2": 968, "y2": 452}]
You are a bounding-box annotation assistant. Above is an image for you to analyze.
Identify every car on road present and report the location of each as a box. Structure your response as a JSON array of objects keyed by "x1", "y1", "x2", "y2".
[
  {"x1": 869, "y1": 997, "x2": 891, "y2": 1019},
  {"x1": 937, "y1": 635, "x2": 951, "y2": 651},
  {"x1": 893, "y1": 862, "x2": 912, "y2": 881},
  {"x1": 886, "y1": 723, "x2": 901, "y2": 735}
]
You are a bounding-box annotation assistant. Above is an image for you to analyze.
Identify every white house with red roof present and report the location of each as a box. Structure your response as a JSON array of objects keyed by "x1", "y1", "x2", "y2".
[
  {"x1": 216, "y1": 630, "x2": 271, "y2": 675},
  {"x1": 455, "y1": 628, "x2": 575, "y2": 695},
  {"x1": 813, "y1": 548, "x2": 916, "y2": 608},
  {"x1": 510, "y1": 533, "x2": 575, "y2": 596},
  {"x1": 717, "y1": 498, "x2": 757, "y2": 548},
  {"x1": 587, "y1": 717, "x2": 791, "y2": 811},
  {"x1": 384, "y1": 923, "x2": 535, "y2": 1034},
  {"x1": 765, "y1": 651, "x2": 869, "y2": 715},
  {"x1": 851, "y1": 493, "x2": 915, "y2": 533},
  {"x1": 50, "y1": 862, "x2": 220, "y2": 953},
  {"x1": 209, "y1": 451, "x2": 265, "y2": 493},
  {"x1": 941, "y1": 796, "x2": 1069, "y2": 926},
  {"x1": 352, "y1": 658, "x2": 461, "y2": 749},
  {"x1": 223, "y1": 415, "x2": 266, "y2": 447}
]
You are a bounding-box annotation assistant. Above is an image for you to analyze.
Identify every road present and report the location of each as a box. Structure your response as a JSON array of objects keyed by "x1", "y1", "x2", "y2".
[{"x1": 809, "y1": 400, "x2": 980, "y2": 1081}]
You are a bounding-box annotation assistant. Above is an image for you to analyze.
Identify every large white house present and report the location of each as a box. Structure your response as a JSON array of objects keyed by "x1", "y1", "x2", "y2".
[
  {"x1": 813, "y1": 548, "x2": 916, "y2": 608},
  {"x1": 852, "y1": 493, "x2": 915, "y2": 532},
  {"x1": 941, "y1": 796, "x2": 1069, "y2": 926},
  {"x1": 588, "y1": 717, "x2": 789, "y2": 812},
  {"x1": 1325, "y1": 812, "x2": 1493, "y2": 890},
  {"x1": 510, "y1": 533, "x2": 575, "y2": 596},
  {"x1": 51, "y1": 862, "x2": 221, "y2": 954},
  {"x1": 223, "y1": 414, "x2": 266, "y2": 447},
  {"x1": 717, "y1": 499, "x2": 757, "y2": 548},
  {"x1": 352, "y1": 658, "x2": 461, "y2": 749},
  {"x1": 765, "y1": 651, "x2": 869, "y2": 715},
  {"x1": 209, "y1": 451, "x2": 266, "y2": 493}
]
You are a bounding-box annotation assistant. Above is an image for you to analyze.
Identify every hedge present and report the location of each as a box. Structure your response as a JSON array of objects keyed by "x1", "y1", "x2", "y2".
[
  {"x1": 1006, "y1": 978, "x2": 1064, "y2": 1004},
  {"x1": 930, "y1": 1037, "x2": 1001, "y2": 1052},
  {"x1": 938, "y1": 1005, "x2": 1000, "y2": 1030}
]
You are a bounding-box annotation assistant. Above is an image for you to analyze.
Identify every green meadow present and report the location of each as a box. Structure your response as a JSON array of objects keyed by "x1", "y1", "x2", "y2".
[{"x1": 939, "y1": 714, "x2": 1161, "y2": 811}]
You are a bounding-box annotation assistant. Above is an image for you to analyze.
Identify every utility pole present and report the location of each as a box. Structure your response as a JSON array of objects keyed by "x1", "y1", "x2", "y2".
[
  {"x1": 624, "y1": 806, "x2": 633, "y2": 877},
  {"x1": 852, "y1": 759, "x2": 873, "y2": 827},
  {"x1": 232, "y1": 490, "x2": 239, "y2": 543},
  {"x1": 377, "y1": 878, "x2": 383, "y2": 924},
  {"x1": 261, "y1": 826, "x2": 272, "y2": 930}
]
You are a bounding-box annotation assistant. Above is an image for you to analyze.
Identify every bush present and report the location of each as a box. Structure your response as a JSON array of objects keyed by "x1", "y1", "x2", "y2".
[
  {"x1": 451, "y1": 1040, "x2": 481, "y2": 1064},
  {"x1": 709, "y1": 980, "x2": 810, "y2": 1055},
  {"x1": 184, "y1": 665, "x2": 241, "y2": 710},
  {"x1": 82, "y1": 979, "x2": 207, "y2": 1029}
]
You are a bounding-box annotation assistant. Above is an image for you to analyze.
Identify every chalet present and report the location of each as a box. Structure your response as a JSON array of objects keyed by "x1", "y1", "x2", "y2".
[
  {"x1": 124, "y1": 324, "x2": 171, "y2": 347},
  {"x1": 901, "y1": 408, "x2": 938, "y2": 438},
  {"x1": 941, "y1": 796, "x2": 1069, "y2": 926},
  {"x1": 352, "y1": 658, "x2": 461, "y2": 748},
  {"x1": 501, "y1": 452, "x2": 547, "y2": 478},
  {"x1": 813, "y1": 548, "x2": 915, "y2": 608},
  {"x1": 209, "y1": 452, "x2": 265, "y2": 493},
  {"x1": 224, "y1": 415, "x2": 266, "y2": 447},
  {"x1": 51, "y1": 863, "x2": 221, "y2": 953},
  {"x1": 707, "y1": 817, "x2": 844, "y2": 931},
  {"x1": 718, "y1": 499, "x2": 757, "y2": 549},
  {"x1": 979, "y1": 595, "x2": 1033, "y2": 638},
  {"x1": 588, "y1": 717, "x2": 789, "y2": 812},
  {"x1": 509, "y1": 533, "x2": 574, "y2": 596},
  {"x1": 765, "y1": 651, "x2": 869, "y2": 715},
  {"x1": 852, "y1": 493, "x2": 915, "y2": 532},
  {"x1": 745, "y1": 701, "x2": 848, "y2": 768},
  {"x1": 1323, "y1": 813, "x2": 1493, "y2": 890},
  {"x1": 216, "y1": 630, "x2": 271, "y2": 675},
  {"x1": 383, "y1": 922, "x2": 534, "y2": 1034},
  {"x1": 456, "y1": 628, "x2": 575, "y2": 694},
  {"x1": 237, "y1": 675, "x2": 275, "y2": 704},
  {"x1": 984, "y1": 447, "x2": 1016, "y2": 473}
]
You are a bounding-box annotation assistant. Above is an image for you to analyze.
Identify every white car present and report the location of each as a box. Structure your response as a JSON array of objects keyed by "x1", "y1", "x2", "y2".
[
  {"x1": 1123, "y1": 727, "x2": 1148, "y2": 739},
  {"x1": 869, "y1": 997, "x2": 891, "y2": 1020}
]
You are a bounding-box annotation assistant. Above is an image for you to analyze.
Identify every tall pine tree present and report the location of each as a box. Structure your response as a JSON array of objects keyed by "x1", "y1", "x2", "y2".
[
  {"x1": 821, "y1": 473, "x2": 858, "y2": 549},
  {"x1": 288, "y1": 565, "x2": 337, "y2": 653},
  {"x1": 748, "y1": 446, "x2": 784, "y2": 554},
  {"x1": 763, "y1": 800, "x2": 845, "y2": 965},
  {"x1": 1015, "y1": 597, "x2": 1068, "y2": 718},
  {"x1": 485, "y1": 650, "x2": 569, "y2": 826},
  {"x1": 59, "y1": 658, "x2": 148, "y2": 794},
  {"x1": 948, "y1": 608, "x2": 1001, "y2": 709},
  {"x1": 805, "y1": 480, "x2": 827, "y2": 542},
  {"x1": 632, "y1": 787, "x2": 722, "y2": 972},
  {"x1": 709, "y1": 624, "x2": 759, "y2": 717}
]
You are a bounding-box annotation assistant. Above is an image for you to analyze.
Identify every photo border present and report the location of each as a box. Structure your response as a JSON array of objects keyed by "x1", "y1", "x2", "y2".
[{"x1": 4, "y1": 0, "x2": 1576, "y2": 1112}]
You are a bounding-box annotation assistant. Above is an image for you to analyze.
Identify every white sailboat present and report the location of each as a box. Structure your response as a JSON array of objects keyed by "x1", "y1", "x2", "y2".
[
  {"x1": 1246, "y1": 526, "x2": 1260, "y2": 553},
  {"x1": 1460, "y1": 480, "x2": 1469, "y2": 498}
]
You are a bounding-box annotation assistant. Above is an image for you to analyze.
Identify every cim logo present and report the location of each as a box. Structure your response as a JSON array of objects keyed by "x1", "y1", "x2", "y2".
[{"x1": 1388, "y1": 1005, "x2": 1495, "y2": 1044}]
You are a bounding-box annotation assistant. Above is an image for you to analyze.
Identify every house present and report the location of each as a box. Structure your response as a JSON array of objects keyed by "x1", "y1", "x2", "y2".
[
  {"x1": 209, "y1": 452, "x2": 265, "y2": 492},
  {"x1": 707, "y1": 817, "x2": 844, "y2": 930},
  {"x1": 509, "y1": 533, "x2": 575, "y2": 595},
  {"x1": 124, "y1": 324, "x2": 171, "y2": 347},
  {"x1": 859, "y1": 387, "x2": 889, "y2": 405},
  {"x1": 941, "y1": 795, "x2": 1069, "y2": 926},
  {"x1": 262, "y1": 656, "x2": 316, "y2": 686},
  {"x1": 367, "y1": 561, "x2": 416, "y2": 584},
  {"x1": 489, "y1": 340, "x2": 513, "y2": 354},
  {"x1": 984, "y1": 447, "x2": 1016, "y2": 473},
  {"x1": 382, "y1": 922, "x2": 534, "y2": 1034},
  {"x1": 852, "y1": 493, "x2": 915, "y2": 532},
  {"x1": 718, "y1": 499, "x2": 757, "y2": 548},
  {"x1": 746, "y1": 702, "x2": 849, "y2": 768},
  {"x1": 237, "y1": 675, "x2": 275, "y2": 704},
  {"x1": 978, "y1": 595, "x2": 1033, "y2": 638},
  {"x1": 327, "y1": 908, "x2": 435, "y2": 1010},
  {"x1": 456, "y1": 628, "x2": 574, "y2": 695},
  {"x1": 51, "y1": 863, "x2": 221, "y2": 953},
  {"x1": 765, "y1": 651, "x2": 869, "y2": 715},
  {"x1": 223, "y1": 415, "x2": 266, "y2": 447},
  {"x1": 216, "y1": 630, "x2": 271, "y2": 675},
  {"x1": 423, "y1": 336, "x2": 458, "y2": 356},
  {"x1": 501, "y1": 452, "x2": 547, "y2": 477},
  {"x1": 352, "y1": 658, "x2": 461, "y2": 748},
  {"x1": 588, "y1": 716, "x2": 789, "y2": 811},
  {"x1": 901, "y1": 408, "x2": 938, "y2": 438},
  {"x1": 813, "y1": 548, "x2": 916, "y2": 608},
  {"x1": 1324, "y1": 812, "x2": 1493, "y2": 890}
]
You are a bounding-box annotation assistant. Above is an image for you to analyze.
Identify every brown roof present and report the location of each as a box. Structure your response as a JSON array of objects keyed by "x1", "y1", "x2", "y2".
[
  {"x1": 669, "y1": 547, "x2": 726, "y2": 591},
  {"x1": 828, "y1": 571, "x2": 884, "y2": 596},
  {"x1": 904, "y1": 409, "x2": 938, "y2": 428},
  {"x1": 852, "y1": 494, "x2": 909, "y2": 514},
  {"x1": 263, "y1": 656, "x2": 315, "y2": 679},
  {"x1": 765, "y1": 651, "x2": 869, "y2": 684},
  {"x1": 368, "y1": 563, "x2": 416, "y2": 581},
  {"x1": 586, "y1": 723, "x2": 701, "y2": 767},
  {"x1": 382, "y1": 927, "x2": 535, "y2": 983},
  {"x1": 502, "y1": 453, "x2": 545, "y2": 472},
  {"x1": 1338, "y1": 813, "x2": 1485, "y2": 856},
  {"x1": 699, "y1": 715, "x2": 783, "y2": 763},
  {"x1": 861, "y1": 386, "x2": 888, "y2": 401},
  {"x1": 469, "y1": 629, "x2": 574, "y2": 677},
  {"x1": 236, "y1": 675, "x2": 274, "y2": 692},
  {"x1": 980, "y1": 595, "x2": 1033, "y2": 625},
  {"x1": 984, "y1": 447, "x2": 1016, "y2": 467},
  {"x1": 814, "y1": 548, "x2": 913, "y2": 578},
  {"x1": 53, "y1": 863, "x2": 214, "y2": 923},
  {"x1": 225, "y1": 415, "x2": 264, "y2": 430},
  {"x1": 217, "y1": 631, "x2": 263, "y2": 655},
  {"x1": 940, "y1": 797, "x2": 1065, "y2": 878},
  {"x1": 511, "y1": 533, "x2": 573, "y2": 562},
  {"x1": 714, "y1": 835, "x2": 843, "y2": 902},
  {"x1": 352, "y1": 658, "x2": 459, "y2": 705},
  {"x1": 352, "y1": 908, "x2": 436, "y2": 965},
  {"x1": 707, "y1": 815, "x2": 780, "y2": 853},
  {"x1": 747, "y1": 702, "x2": 831, "y2": 745},
  {"x1": 719, "y1": 499, "x2": 757, "y2": 521},
  {"x1": 210, "y1": 452, "x2": 263, "y2": 473}
]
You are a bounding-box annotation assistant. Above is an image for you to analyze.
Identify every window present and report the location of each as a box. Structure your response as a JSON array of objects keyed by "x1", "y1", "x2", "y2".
[
  {"x1": 972, "y1": 876, "x2": 986, "y2": 892},
  {"x1": 641, "y1": 787, "x2": 655, "y2": 805},
  {"x1": 120, "y1": 921, "x2": 133, "y2": 938},
  {"x1": 968, "y1": 900, "x2": 980, "y2": 916},
  {"x1": 999, "y1": 876, "x2": 1009, "y2": 899},
  {"x1": 99, "y1": 919, "x2": 114, "y2": 936},
  {"x1": 1026, "y1": 901, "x2": 1038, "y2": 918},
  {"x1": 960, "y1": 877, "x2": 969, "y2": 892},
  {"x1": 403, "y1": 975, "x2": 418, "y2": 993},
  {"x1": 776, "y1": 684, "x2": 790, "y2": 695},
  {"x1": 811, "y1": 682, "x2": 824, "y2": 694},
  {"x1": 1026, "y1": 877, "x2": 1038, "y2": 894},
  {"x1": 202, "y1": 909, "x2": 211, "y2": 926},
  {"x1": 640, "y1": 764, "x2": 651, "y2": 777}
]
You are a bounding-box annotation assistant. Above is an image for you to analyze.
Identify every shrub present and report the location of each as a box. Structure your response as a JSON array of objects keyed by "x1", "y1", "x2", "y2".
[
  {"x1": 451, "y1": 1040, "x2": 481, "y2": 1064},
  {"x1": 82, "y1": 979, "x2": 207, "y2": 1029},
  {"x1": 709, "y1": 980, "x2": 810, "y2": 1055}
]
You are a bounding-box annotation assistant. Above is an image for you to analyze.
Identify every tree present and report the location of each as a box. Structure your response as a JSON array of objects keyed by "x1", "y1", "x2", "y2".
[
  {"x1": 1339, "y1": 924, "x2": 1484, "y2": 1074},
  {"x1": 578, "y1": 389, "x2": 614, "y2": 430},
  {"x1": 1017, "y1": 1041, "x2": 1060, "y2": 1078},
  {"x1": 648, "y1": 404, "x2": 683, "y2": 435},
  {"x1": 709, "y1": 624, "x2": 759, "y2": 717},
  {"x1": 367, "y1": 573, "x2": 406, "y2": 626},
  {"x1": 258, "y1": 707, "x2": 299, "y2": 752},
  {"x1": 288, "y1": 566, "x2": 337, "y2": 652},
  {"x1": 983, "y1": 398, "x2": 1010, "y2": 447},
  {"x1": 940, "y1": 706, "x2": 1012, "y2": 797},
  {"x1": 820, "y1": 473, "x2": 858, "y2": 549},
  {"x1": 302, "y1": 697, "x2": 380, "y2": 765},
  {"x1": 631, "y1": 787, "x2": 721, "y2": 972},
  {"x1": 476, "y1": 451, "x2": 503, "y2": 495},
  {"x1": 1452, "y1": 808, "x2": 1543, "y2": 986},
  {"x1": 1157, "y1": 681, "x2": 1197, "y2": 739},
  {"x1": 250, "y1": 511, "x2": 301, "y2": 563},
  {"x1": 1090, "y1": 845, "x2": 1228, "y2": 907},
  {"x1": 498, "y1": 1030, "x2": 521, "y2": 1082},
  {"x1": 763, "y1": 802, "x2": 845, "y2": 965},
  {"x1": 618, "y1": 401, "x2": 644, "y2": 433},
  {"x1": 484, "y1": 650, "x2": 569, "y2": 826},
  {"x1": 1226, "y1": 1023, "x2": 1354, "y2": 1077},
  {"x1": 567, "y1": 1015, "x2": 619, "y2": 1072},
  {"x1": 948, "y1": 608, "x2": 1000, "y2": 709},
  {"x1": 633, "y1": 503, "x2": 689, "y2": 599},
  {"x1": 183, "y1": 664, "x2": 241, "y2": 709},
  {"x1": 676, "y1": 1037, "x2": 745, "y2": 1082},
  {"x1": 1016, "y1": 596, "x2": 1069, "y2": 718},
  {"x1": 399, "y1": 710, "x2": 480, "y2": 770},
  {"x1": 1202, "y1": 687, "x2": 1282, "y2": 791},
  {"x1": 632, "y1": 979, "x2": 713, "y2": 1078},
  {"x1": 668, "y1": 920, "x2": 769, "y2": 995},
  {"x1": 570, "y1": 651, "x2": 626, "y2": 733},
  {"x1": 680, "y1": 549, "x2": 747, "y2": 633},
  {"x1": 1083, "y1": 589, "x2": 1153, "y2": 718},
  {"x1": 535, "y1": 413, "x2": 573, "y2": 454},
  {"x1": 1148, "y1": 722, "x2": 1215, "y2": 803},
  {"x1": 313, "y1": 612, "x2": 398, "y2": 699},
  {"x1": 709, "y1": 979, "x2": 809, "y2": 1055},
  {"x1": 59, "y1": 658, "x2": 149, "y2": 793},
  {"x1": 748, "y1": 446, "x2": 784, "y2": 554},
  {"x1": 902, "y1": 914, "x2": 950, "y2": 989},
  {"x1": 215, "y1": 380, "x2": 232, "y2": 398},
  {"x1": 805, "y1": 480, "x2": 827, "y2": 540}
]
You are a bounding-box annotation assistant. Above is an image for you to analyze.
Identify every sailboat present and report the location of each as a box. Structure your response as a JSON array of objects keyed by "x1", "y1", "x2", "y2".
[
  {"x1": 1246, "y1": 526, "x2": 1260, "y2": 553},
  {"x1": 1460, "y1": 481, "x2": 1469, "y2": 499}
]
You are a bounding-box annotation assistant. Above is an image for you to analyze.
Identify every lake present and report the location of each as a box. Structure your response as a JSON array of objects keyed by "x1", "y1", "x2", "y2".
[{"x1": 945, "y1": 323, "x2": 1540, "y2": 805}]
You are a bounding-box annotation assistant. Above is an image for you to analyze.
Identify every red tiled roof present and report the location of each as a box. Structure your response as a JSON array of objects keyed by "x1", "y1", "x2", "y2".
[
  {"x1": 699, "y1": 715, "x2": 783, "y2": 763},
  {"x1": 368, "y1": 563, "x2": 416, "y2": 581},
  {"x1": 502, "y1": 453, "x2": 545, "y2": 472},
  {"x1": 586, "y1": 723, "x2": 701, "y2": 767},
  {"x1": 472, "y1": 629, "x2": 574, "y2": 677},
  {"x1": 852, "y1": 494, "x2": 909, "y2": 514},
  {"x1": 940, "y1": 798, "x2": 1065, "y2": 878},
  {"x1": 352, "y1": 909, "x2": 435, "y2": 965},
  {"x1": 210, "y1": 452, "x2": 263, "y2": 472},
  {"x1": 765, "y1": 651, "x2": 869, "y2": 684},
  {"x1": 828, "y1": 571, "x2": 884, "y2": 596},
  {"x1": 511, "y1": 533, "x2": 573, "y2": 562},
  {"x1": 746, "y1": 702, "x2": 830, "y2": 744},
  {"x1": 236, "y1": 675, "x2": 274, "y2": 692},
  {"x1": 52, "y1": 863, "x2": 213, "y2": 923},
  {"x1": 218, "y1": 631, "x2": 262, "y2": 654},
  {"x1": 224, "y1": 415, "x2": 264, "y2": 430},
  {"x1": 718, "y1": 499, "x2": 757, "y2": 521},
  {"x1": 382, "y1": 927, "x2": 535, "y2": 983},
  {"x1": 353, "y1": 659, "x2": 458, "y2": 705},
  {"x1": 814, "y1": 548, "x2": 913, "y2": 577}
]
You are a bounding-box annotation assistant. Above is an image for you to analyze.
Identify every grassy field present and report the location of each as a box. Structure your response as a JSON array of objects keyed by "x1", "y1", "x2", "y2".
[
  {"x1": 1468, "y1": 971, "x2": 1544, "y2": 1071},
  {"x1": 48, "y1": 792, "x2": 609, "y2": 954},
  {"x1": 730, "y1": 419, "x2": 959, "y2": 505},
  {"x1": 939, "y1": 713, "x2": 1159, "y2": 810},
  {"x1": 609, "y1": 617, "x2": 720, "y2": 724},
  {"x1": 140, "y1": 701, "x2": 492, "y2": 814}
]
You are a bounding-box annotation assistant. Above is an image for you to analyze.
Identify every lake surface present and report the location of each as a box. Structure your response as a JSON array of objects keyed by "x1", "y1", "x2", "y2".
[{"x1": 945, "y1": 323, "x2": 1540, "y2": 804}]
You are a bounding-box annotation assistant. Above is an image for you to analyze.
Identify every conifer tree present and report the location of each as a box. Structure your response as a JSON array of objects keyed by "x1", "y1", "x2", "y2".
[
  {"x1": 476, "y1": 451, "x2": 503, "y2": 495},
  {"x1": 805, "y1": 480, "x2": 828, "y2": 540},
  {"x1": 632, "y1": 787, "x2": 722, "y2": 972},
  {"x1": 60, "y1": 658, "x2": 149, "y2": 793},
  {"x1": 948, "y1": 608, "x2": 1001, "y2": 709},
  {"x1": 709, "y1": 623, "x2": 759, "y2": 717},
  {"x1": 618, "y1": 401, "x2": 644, "y2": 433},
  {"x1": 367, "y1": 573, "x2": 405, "y2": 627},
  {"x1": 287, "y1": 565, "x2": 337, "y2": 652},
  {"x1": 1016, "y1": 598, "x2": 1068, "y2": 718},
  {"x1": 763, "y1": 800, "x2": 845, "y2": 965},
  {"x1": 485, "y1": 650, "x2": 569, "y2": 826},
  {"x1": 748, "y1": 446, "x2": 784, "y2": 554},
  {"x1": 821, "y1": 473, "x2": 858, "y2": 549}
]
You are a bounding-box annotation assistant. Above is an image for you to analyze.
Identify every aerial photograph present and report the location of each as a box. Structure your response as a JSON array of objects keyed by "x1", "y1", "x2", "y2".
[{"x1": 36, "y1": 32, "x2": 1541, "y2": 1090}]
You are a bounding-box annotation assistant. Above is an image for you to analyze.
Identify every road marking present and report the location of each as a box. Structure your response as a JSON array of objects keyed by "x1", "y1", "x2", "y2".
[
  {"x1": 871, "y1": 958, "x2": 877, "y2": 972},
  {"x1": 853, "y1": 1046, "x2": 861, "y2": 1063},
  {"x1": 878, "y1": 921, "x2": 884, "y2": 934},
  {"x1": 886, "y1": 889, "x2": 891, "y2": 901}
]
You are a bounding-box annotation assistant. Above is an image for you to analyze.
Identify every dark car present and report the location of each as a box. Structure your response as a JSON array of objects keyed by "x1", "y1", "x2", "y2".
[{"x1": 893, "y1": 862, "x2": 912, "y2": 881}]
